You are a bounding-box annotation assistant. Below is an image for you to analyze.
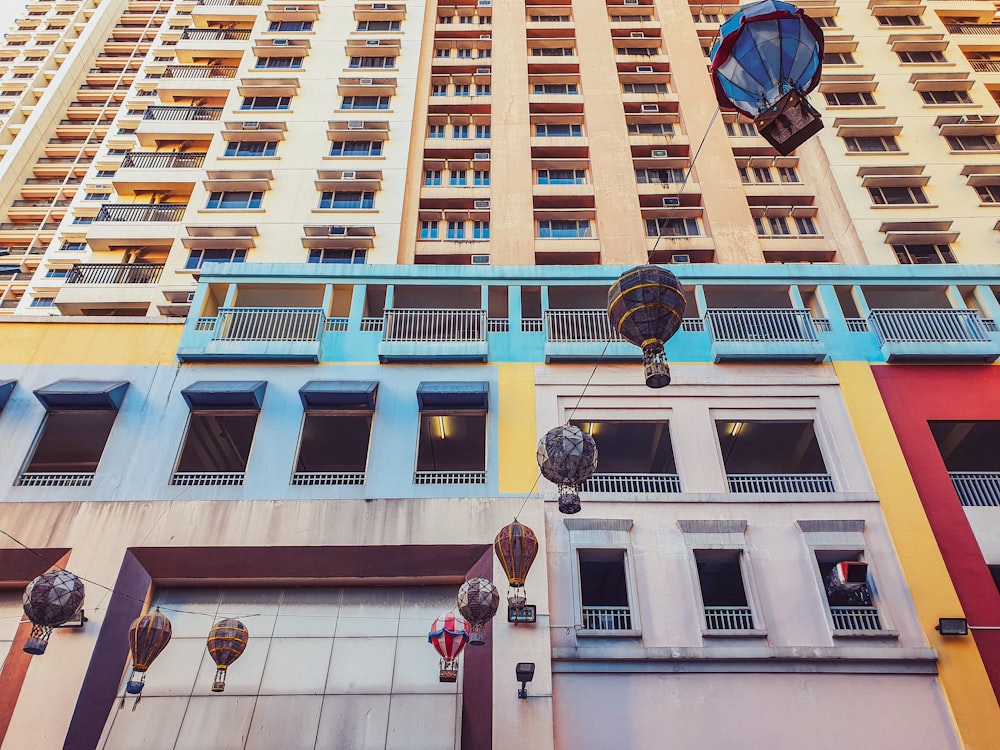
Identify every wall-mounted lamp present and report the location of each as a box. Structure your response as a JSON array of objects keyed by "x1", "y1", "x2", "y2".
[
  {"x1": 54, "y1": 610, "x2": 88, "y2": 629},
  {"x1": 730, "y1": 421, "x2": 744, "y2": 437},
  {"x1": 516, "y1": 662, "x2": 535, "y2": 699},
  {"x1": 936, "y1": 617, "x2": 969, "y2": 636},
  {"x1": 508, "y1": 604, "x2": 537, "y2": 624}
]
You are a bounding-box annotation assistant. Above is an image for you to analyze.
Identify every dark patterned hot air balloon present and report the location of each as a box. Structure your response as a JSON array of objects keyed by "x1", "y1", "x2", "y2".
[
  {"x1": 495, "y1": 520, "x2": 539, "y2": 610},
  {"x1": 710, "y1": 0, "x2": 825, "y2": 154},
  {"x1": 537, "y1": 424, "x2": 598, "y2": 514},
  {"x1": 22, "y1": 570, "x2": 86, "y2": 655},
  {"x1": 608, "y1": 265, "x2": 686, "y2": 389},
  {"x1": 457, "y1": 578, "x2": 499, "y2": 646},
  {"x1": 206, "y1": 618, "x2": 249, "y2": 692},
  {"x1": 428, "y1": 611, "x2": 470, "y2": 682},
  {"x1": 123, "y1": 608, "x2": 172, "y2": 709}
]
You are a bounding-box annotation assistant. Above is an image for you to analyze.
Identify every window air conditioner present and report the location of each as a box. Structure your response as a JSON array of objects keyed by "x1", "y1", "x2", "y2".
[
  {"x1": 651, "y1": 149, "x2": 668, "y2": 157},
  {"x1": 285, "y1": 6, "x2": 300, "y2": 11},
  {"x1": 479, "y1": 34, "x2": 491, "y2": 40},
  {"x1": 348, "y1": 120, "x2": 365, "y2": 129},
  {"x1": 641, "y1": 103, "x2": 659, "y2": 112},
  {"x1": 243, "y1": 121, "x2": 261, "y2": 129},
  {"x1": 471, "y1": 254, "x2": 490, "y2": 264},
  {"x1": 187, "y1": 292, "x2": 196, "y2": 302},
  {"x1": 329, "y1": 226, "x2": 348, "y2": 235},
  {"x1": 624, "y1": 0, "x2": 639, "y2": 5},
  {"x1": 359, "y1": 77, "x2": 373, "y2": 85},
  {"x1": 662, "y1": 196, "x2": 679, "y2": 206},
  {"x1": 342, "y1": 171, "x2": 357, "y2": 179},
  {"x1": 273, "y1": 39, "x2": 289, "y2": 45},
  {"x1": 478, "y1": 0, "x2": 492, "y2": 6},
  {"x1": 671, "y1": 253, "x2": 690, "y2": 264},
  {"x1": 636, "y1": 65, "x2": 653, "y2": 73},
  {"x1": 372, "y1": 2, "x2": 387, "y2": 8},
  {"x1": 474, "y1": 152, "x2": 490, "y2": 160},
  {"x1": 366, "y1": 39, "x2": 380, "y2": 45},
  {"x1": 474, "y1": 199, "x2": 491, "y2": 209},
  {"x1": 630, "y1": 31, "x2": 645, "y2": 38},
  {"x1": 476, "y1": 67, "x2": 490, "y2": 74},
  {"x1": 960, "y1": 114, "x2": 984, "y2": 124}
]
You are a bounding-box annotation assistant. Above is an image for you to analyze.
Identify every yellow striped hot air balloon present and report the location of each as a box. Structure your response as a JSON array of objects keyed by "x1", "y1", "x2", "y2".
[{"x1": 206, "y1": 618, "x2": 249, "y2": 692}]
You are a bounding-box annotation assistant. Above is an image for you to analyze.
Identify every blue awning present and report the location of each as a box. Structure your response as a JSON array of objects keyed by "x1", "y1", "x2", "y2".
[
  {"x1": 34, "y1": 380, "x2": 129, "y2": 411},
  {"x1": 299, "y1": 380, "x2": 378, "y2": 410},
  {"x1": 417, "y1": 381, "x2": 489, "y2": 412},
  {"x1": 0, "y1": 380, "x2": 14, "y2": 410},
  {"x1": 181, "y1": 381, "x2": 267, "y2": 410}
]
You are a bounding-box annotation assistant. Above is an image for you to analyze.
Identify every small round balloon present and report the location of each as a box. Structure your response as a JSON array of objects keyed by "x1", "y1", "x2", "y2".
[
  {"x1": 537, "y1": 424, "x2": 598, "y2": 514},
  {"x1": 457, "y1": 578, "x2": 499, "y2": 646},
  {"x1": 22, "y1": 570, "x2": 85, "y2": 655}
]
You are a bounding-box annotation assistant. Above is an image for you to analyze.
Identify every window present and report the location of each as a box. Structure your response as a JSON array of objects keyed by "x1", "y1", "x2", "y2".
[
  {"x1": 457, "y1": 48, "x2": 472, "y2": 59},
  {"x1": 454, "y1": 84, "x2": 470, "y2": 97},
  {"x1": 920, "y1": 89, "x2": 971, "y2": 105},
  {"x1": 473, "y1": 169, "x2": 490, "y2": 186},
  {"x1": 319, "y1": 190, "x2": 375, "y2": 209},
  {"x1": 268, "y1": 20, "x2": 313, "y2": 31},
  {"x1": 241, "y1": 96, "x2": 290, "y2": 110},
  {"x1": 823, "y1": 51, "x2": 856, "y2": 65},
  {"x1": 795, "y1": 216, "x2": 818, "y2": 235},
  {"x1": 476, "y1": 83, "x2": 490, "y2": 96},
  {"x1": 29, "y1": 297, "x2": 56, "y2": 307},
  {"x1": 420, "y1": 220, "x2": 439, "y2": 239},
  {"x1": 307, "y1": 248, "x2": 366, "y2": 264},
  {"x1": 571, "y1": 420, "x2": 677, "y2": 491},
  {"x1": 645, "y1": 217, "x2": 701, "y2": 237},
  {"x1": 349, "y1": 55, "x2": 395, "y2": 68},
  {"x1": 224, "y1": 141, "x2": 278, "y2": 157},
  {"x1": 868, "y1": 185, "x2": 928, "y2": 205},
  {"x1": 844, "y1": 135, "x2": 900, "y2": 152},
  {"x1": 424, "y1": 169, "x2": 442, "y2": 186},
  {"x1": 616, "y1": 47, "x2": 660, "y2": 56},
  {"x1": 537, "y1": 169, "x2": 586, "y2": 185},
  {"x1": 752, "y1": 167, "x2": 774, "y2": 184},
  {"x1": 755, "y1": 216, "x2": 791, "y2": 236},
  {"x1": 947, "y1": 134, "x2": 1000, "y2": 151},
  {"x1": 532, "y1": 46, "x2": 575, "y2": 56},
  {"x1": 341, "y1": 96, "x2": 390, "y2": 110},
  {"x1": 813, "y1": 15, "x2": 837, "y2": 27},
  {"x1": 44, "y1": 268, "x2": 70, "y2": 279},
  {"x1": 877, "y1": 15, "x2": 921, "y2": 26},
  {"x1": 725, "y1": 120, "x2": 757, "y2": 137},
  {"x1": 431, "y1": 84, "x2": 448, "y2": 96},
  {"x1": 447, "y1": 220, "x2": 466, "y2": 239},
  {"x1": 530, "y1": 14, "x2": 571, "y2": 21},
  {"x1": 428, "y1": 124, "x2": 445, "y2": 138},
  {"x1": 824, "y1": 90, "x2": 875, "y2": 106},
  {"x1": 478, "y1": 48, "x2": 491, "y2": 59},
  {"x1": 356, "y1": 20, "x2": 401, "y2": 31},
  {"x1": 185, "y1": 248, "x2": 247, "y2": 269},
  {"x1": 897, "y1": 50, "x2": 945, "y2": 63},
  {"x1": 255, "y1": 56, "x2": 302, "y2": 69},
  {"x1": 206, "y1": 191, "x2": 263, "y2": 209},
  {"x1": 716, "y1": 420, "x2": 832, "y2": 492},
  {"x1": 538, "y1": 219, "x2": 592, "y2": 238},
  {"x1": 636, "y1": 168, "x2": 685, "y2": 184},
  {"x1": 449, "y1": 170, "x2": 468, "y2": 186},
  {"x1": 628, "y1": 122, "x2": 675, "y2": 136},
  {"x1": 622, "y1": 82, "x2": 669, "y2": 94},
  {"x1": 435, "y1": 47, "x2": 450, "y2": 58},
  {"x1": 173, "y1": 406, "x2": 260, "y2": 484},
  {"x1": 975, "y1": 184, "x2": 1000, "y2": 203},
  {"x1": 893, "y1": 243, "x2": 957, "y2": 264},
  {"x1": 578, "y1": 549, "x2": 633, "y2": 631},
  {"x1": 414, "y1": 383, "x2": 487, "y2": 483},
  {"x1": 695, "y1": 549, "x2": 758, "y2": 632},
  {"x1": 815, "y1": 552, "x2": 883, "y2": 632},
  {"x1": 473, "y1": 220, "x2": 489, "y2": 239},
  {"x1": 475, "y1": 124, "x2": 491, "y2": 139},
  {"x1": 778, "y1": 166, "x2": 800, "y2": 183},
  {"x1": 60, "y1": 242, "x2": 87, "y2": 252},
  {"x1": 534, "y1": 123, "x2": 582, "y2": 137},
  {"x1": 453, "y1": 124, "x2": 469, "y2": 138},
  {"x1": 533, "y1": 83, "x2": 578, "y2": 95},
  {"x1": 293, "y1": 409, "x2": 373, "y2": 484},
  {"x1": 330, "y1": 140, "x2": 383, "y2": 157}
]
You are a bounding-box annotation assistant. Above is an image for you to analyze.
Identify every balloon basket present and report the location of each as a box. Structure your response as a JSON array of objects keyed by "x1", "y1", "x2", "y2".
[
  {"x1": 641, "y1": 344, "x2": 670, "y2": 388},
  {"x1": 756, "y1": 90, "x2": 823, "y2": 156}
]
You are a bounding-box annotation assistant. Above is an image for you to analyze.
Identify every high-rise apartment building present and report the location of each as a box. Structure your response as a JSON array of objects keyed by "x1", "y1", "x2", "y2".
[{"x1": 0, "y1": 0, "x2": 999, "y2": 748}]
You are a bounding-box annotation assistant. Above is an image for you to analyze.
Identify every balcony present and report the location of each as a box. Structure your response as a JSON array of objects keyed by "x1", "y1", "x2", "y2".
[
  {"x1": 193, "y1": 307, "x2": 326, "y2": 361},
  {"x1": 95, "y1": 204, "x2": 186, "y2": 222},
  {"x1": 727, "y1": 473, "x2": 835, "y2": 493},
  {"x1": 142, "y1": 105, "x2": 224, "y2": 121},
  {"x1": 868, "y1": 308, "x2": 999, "y2": 362},
  {"x1": 121, "y1": 151, "x2": 207, "y2": 170},
  {"x1": 949, "y1": 472, "x2": 1000, "y2": 507},
  {"x1": 66, "y1": 263, "x2": 164, "y2": 285},
  {"x1": 718, "y1": 420, "x2": 834, "y2": 494},
  {"x1": 705, "y1": 308, "x2": 827, "y2": 363},
  {"x1": 582, "y1": 473, "x2": 680, "y2": 493},
  {"x1": 581, "y1": 606, "x2": 632, "y2": 632},
  {"x1": 56, "y1": 263, "x2": 166, "y2": 315},
  {"x1": 831, "y1": 605, "x2": 882, "y2": 632},
  {"x1": 704, "y1": 605, "x2": 755, "y2": 631},
  {"x1": 542, "y1": 309, "x2": 643, "y2": 362},
  {"x1": 378, "y1": 308, "x2": 488, "y2": 362},
  {"x1": 181, "y1": 28, "x2": 252, "y2": 41}
]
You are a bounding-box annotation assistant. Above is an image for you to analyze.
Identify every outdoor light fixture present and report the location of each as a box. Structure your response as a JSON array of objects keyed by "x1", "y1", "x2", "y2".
[
  {"x1": 936, "y1": 617, "x2": 969, "y2": 636},
  {"x1": 507, "y1": 604, "x2": 537, "y2": 624},
  {"x1": 516, "y1": 662, "x2": 535, "y2": 699}
]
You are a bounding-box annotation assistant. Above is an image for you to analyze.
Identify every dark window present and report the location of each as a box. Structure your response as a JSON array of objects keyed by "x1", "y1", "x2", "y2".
[
  {"x1": 877, "y1": 15, "x2": 922, "y2": 26},
  {"x1": 578, "y1": 549, "x2": 632, "y2": 631},
  {"x1": 356, "y1": 20, "x2": 400, "y2": 31},
  {"x1": 255, "y1": 56, "x2": 302, "y2": 69},
  {"x1": 823, "y1": 51, "x2": 856, "y2": 65},
  {"x1": 22, "y1": 410, "x2": 118, "y2": 475},
  {"x1": 920, "y1": 89, "x2": 971, "y2": 104},
  {"x1": 824, "y1": 90, "x2": 875, "y2": 106},
  {"x1": 319, "y1": 191, "x2": 375, "y2": 209},
  {"x1": 897, "y1": 50, "x2": 945, "y2": 63},
  {"x1": 307, "y1": 248, "x2": 366, "y2": 264},
  {"x1": 868, "y1": 185, "x2": 928, "y2": 205},
  {"x1": 341, "y1": 96, "x2": 390, "y2": 110},
  {"x1": 976, "y1": 184, "x2": 1000, "y2": 203},
  {"x1": 645, "y1": 217, "x2": 701, "y2": 237},
  {"x1": 175, "y1": 412, "x2": 258, "y2": 473},
  {"x1": 844, "y1": 135, "x2": 900, "y2": 152},
  {"x1": 267, "y1": 20, "x2": 313, "y2": 31},
  {"x1": 206, "y1": 191, "x2": 263, "y2": 209},
  {"x1": 415, "y1": 414, "x2": 486, "y2": 472},
  {"x1": 330, "y1": 140, "x2": 383, "y2": 157},
  {"x1": 295, "y1": 413, "x2": 372, "y2": 474},
  {"x1": 240, "y1": 96, "x2": 290, "y2": 110},
  {"x1": 185, "y1": 248, "x2": 247, "y2": 269},
  {"x1": 947, "y1": 135, "x2": 1000, "y2": 151},
  {"x1": 224, "y1": 141, "x2": 277, "y2": 157},
  {"x1": 893, "y1": 244, "x2": 957, "y2": 264}
]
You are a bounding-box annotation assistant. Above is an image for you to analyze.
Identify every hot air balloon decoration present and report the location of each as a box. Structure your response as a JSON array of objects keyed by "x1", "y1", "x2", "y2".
[
  {"x1": 457, "y1": 578, "x2": 499, "y2": 646},
  {"x1": 22, "y1": 570, "x2": 86, "y2": 655},
  {"x1": 495, "y1": 520, "x2": 539, "y2": 611},
  {"x1": 608, "y1": 265, "x2": 686, "y2": 389},
  {"x1": 122, "y1": 608, "x2": 173, "y2": 709},
  {"x1": 428, "y1": 612, "x2": 470, "y2": 682},
  {"x1": 710, "y1": 0, "x2": 825, "y2": 155},
  {"x1": 537, "y1": 423, "x2": 598, "y2": 514},
  {"x1": 824, "y1": 561, "x2": 871, "y2": 607},
  {"x1": 206, "y1": 618, "x2": 249, "y2": 692}
]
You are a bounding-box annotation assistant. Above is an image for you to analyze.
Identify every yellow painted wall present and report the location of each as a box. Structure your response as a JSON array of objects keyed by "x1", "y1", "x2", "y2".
[
  {"x1": 497, "y1": 362, "x2": 538, "y2": 494},
  {"x1": 835, "y1": 361, "x2": 1000, "y2": 750},
  {"x1": 0, "y1": 321, "x2": 182, "y2": 365}
]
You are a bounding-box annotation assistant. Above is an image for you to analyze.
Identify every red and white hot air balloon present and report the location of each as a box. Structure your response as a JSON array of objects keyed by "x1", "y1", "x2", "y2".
[{"x1": 428, "y1": 612, "x2": 470, "y2": 683}]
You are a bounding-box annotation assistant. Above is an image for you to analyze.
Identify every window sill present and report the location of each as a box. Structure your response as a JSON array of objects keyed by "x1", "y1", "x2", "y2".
[
  {"x1": 870, "y1": 203, "x2": 937, "y2": 209},
  {"x1": 824, "y1": 104, "x2": 885, "y2": 111},
  {"x1": 234, "y1": 110, "x2": 294, "y2": 115},
  {"x1": 198, "y1": 208, "x2": 266, "y2": 213},
  {"x1": 577, "y1": 628, "x2": 642, "y2": 639},
  {"x1": 844, "y1": 151, "x2": 910, "y2": 156},
  {"x1": 832, "y1": 629, "x2": 899, "y2": 640},
  {"x1": 702, "y1": 628, "x2": 768, "y2": 639},
  {"x1": 921, "y1": 103, "x2": 980, "y2": 109},
  {"x1": 323, "y1": 155, "x2": 385, "y2": 160},
  {"x1": 898, "y1": 62, "x2": 955, "y2": 68},
  {"x1": 312, "y1": 208, "x2": 379, "y2": 213},
  {"x1": 218, "y1": 156, "x2": 281, "y2": 161},
  {"x1": 336, "y1": 109, "x2": 394, "y2": 114}
]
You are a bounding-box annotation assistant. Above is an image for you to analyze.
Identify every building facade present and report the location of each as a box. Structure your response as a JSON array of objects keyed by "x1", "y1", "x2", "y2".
[{"x1": 0, "y1": 0, "x2": 998, "y2": 748}]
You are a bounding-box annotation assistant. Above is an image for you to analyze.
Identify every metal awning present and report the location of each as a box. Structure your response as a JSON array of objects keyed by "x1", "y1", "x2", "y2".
[
  {"x1": 417, "y1": 381, "x2": 489, "y2": 412},
  {"x1": 181, "y1": 381, "x2": 267, "y2": 410},
  {"x1": 299, "y1": 380, "x2": 378, "y2": 410},
  {"x1": 34, "y1": 380, "x2": 129, "y2": 410}
]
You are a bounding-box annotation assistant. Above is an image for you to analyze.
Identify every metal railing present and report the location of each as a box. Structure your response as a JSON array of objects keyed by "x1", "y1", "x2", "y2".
[
  {"x1": 706, "y1": 308, "x2": 819, "y2": 342},
  {"x1": 121, "y1": 151, "x2": 206, "y2": 169},
  {"x1": 704, "y1": 605, "x2": 755, "y2": 630},
  {"x1": 949, "y1": 471, "x2": 1000, "y2": 507},
  {"x1": 170, "y1": 472, "x2": 245, "y2": 486},
  {"x1": 360, "y1": 317, "x2": 384, "y2": 332},
  {"x1": 15, "y1": 472, "x2": 94, "y2": 487},
  {"x1": 522, "y1": 317, "x2": 544, "y2": 332},
  {"x1": 727, "y1": 473, "x2": 835, "y2": 493},
  {"x1": 581, "y1": 606, "x2": 633, "y2": 631},
  {"x1": 845, "y1": 318, "x2": 869, "y2": 332},
  {"x1": 291, "y1": 471, "x2": 366, "y2": 486},
  {"x1": 65, "y1": 263, "x2": 164, "y2": 285},
  {"x1": 970, "y1": 60, "x2": 1000, "y2": 72},
  {"x1": 582, "y1": 473, "x2": 681, "y2": 493},
  {"x1": 162, "y1": 65, "x2": 238, "y2": 79},
  {"x1": 682, "y1": 318, "x2": 705, "y2": 332},
  {"x1": 195, "y1": 0, "x2": 262, "y2": 5},
  {"x1": 194, "y1": 317, "x2": 216, "y2": 331},
  {"x1": 545, "y1": 309, "x2": 621, "y2": 342},
  {"x1": 487, "y1": 318, "x2": 509, "y2": 332},
  {"x1": 869, "y1": 309, "x2": 991, "y2": 344},
  {"x1": 325, "y1": 317, "x2": 349, "y2": 332},
  {"x1": 831, "y1": 605, "x2": 882, "y2": 631},
  {"x1": 95, "y1": 204, "x2": 187, "y2": 222},
  {"x1": 383, "y1": 308, "x2": 486, "y2": 342},
  {"x1": 181, "y1": 29, "x2": 253, "y2": 41},
  {"x1": 142, "y1": 105, "x2": 224, "y2": 121},
  {"x1": 213, "y1": 307, "x2": 325, "y2": 342},
  {"x1": 413, "y1": 470, "x2": 487, "y2": 484},
  {"x1": 946, "y1": 23, "x2": 1000, "y2": 35}
]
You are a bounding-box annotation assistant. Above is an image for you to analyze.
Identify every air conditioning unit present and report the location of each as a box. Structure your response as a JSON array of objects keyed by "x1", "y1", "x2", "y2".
[
  {"x1": 960, "y1": 114, "x2": 984, "y2": 124},
  {"x1": 186, "y1": 292, "x2": 196, "y2": 302},
  {"x1": 372, "y1": 2, "x2": 387, "y2": 8},
  {"x1": 273, "y1": 39, "x2": 289, "y2": 45},
  {"x1": 329, "y1": 226, "x2": 348, "y2": 235},
  {"x1": 636, "y1": 65, "x2": 653, "y2": 73},
  {"x1": 285, "y1": 6, "x2": 300, "y2": 10},
  {"x1": 471, "y1": 254, "x2": 490, "y2": 264},
  {"x1": 474, "y1": 199, "x2": 491, "y2": 209},
  {"x1": 474, "y1": 151, "x2": 490, "y2": 160},
  {"x1": 651, "y1": 149, "x2": 668, "y2": 157},
  {"x1": 479, "y1": 34, "x2": 491, "y2": 40},
  {"x1": 671, "y1": 253, "x2": 690, "y2": 264},
  {"x1": 348, "y1": 120, "x2": 365, "y2": 129},
  {"x1": 478, "y1": 0, "x2": 492, "y2": 6},
  {"x1": 476, "y1": 67, "x2": 490, "y2": 74},
  {"x1": 630, "y1": 31, "x2": 645, "y2": 38},
  {"x1": 366, "y1": 39, "x2": 381, "y2": 46},
  {"x1": 624, "y1": 0, "x2": 639, "y2": 4},
  {"x1": 243, "y1": 121, "x2": 261, "y2": 129},
  {"x1": 641, "y1": 103, "x2": 659, "y2": 113},
  {"x1": 359, "y1": 77, "x2": 373, "y2": 85},
  {"x1": 342, "y1": 171, "x2": 357, "y2": 180},
  {"x1": 662, "y1": 196, "x2": 680, "y2": 207}
]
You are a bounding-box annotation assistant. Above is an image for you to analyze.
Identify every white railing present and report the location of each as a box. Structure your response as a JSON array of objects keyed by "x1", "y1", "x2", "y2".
[
  {"x1": 727, "y1": 473, "x2": 835, "y2": 493},
  {"x1": 845, "y1": 318, "x2": 869, "y2": 332},
  {"x1": 682, "y1": 318, "x2": 705, "y2": 332},
  {"x1": 706, "y1": 308, "x2": 819, "y2": 342},
  {"x1": 522, "y1": 317, "x2": 544, "y2": 332},
  {"x1": 546, "y1": 309, "x2": 622, "y2": 342},
  {"x1": 325, "y1": 317, "x2": 349, "y2": 332},
  {"x1": 487, "y1": 318, "x2": 509, "y2": 332},
  {"x1": 582, "y1": 473, "x2": 681, "y2": 493},
  {"x1": 170, "y1": 472, "x2": 245, "y2": 486},
  {"x1": 194, "y1": 317, "x2": 216, "y2": 331},
  {"x1": 361, "y1": 317, "x2": 384, "y2": 332},
  {"x1": 383, "y1": 308, "x2": 486, "y2": 342},
  {"x1": 949, "y1": 471, "x2": 1000, "y2": 507},
  {"x1": 831, "y1": 606, "x2": 882, "y2": 631},
  {"x1": 970, "y1": 60, "x2": 1000, "y2": 72},
  {"x1": 213, "y1": 307, "x2": 325, "y2": 342},
  {"x1": 15, "y1": 472, "x2": 94, "y2": 487},
  {"x1": 704, "y1": 605, "x2": 755, "y2": 630},
  {"x1": 413, "y1": 470, "x2": 487, "y2": 484},
  {"x1": 291, "y1": 471, "x2": 366, "y2": 486},
  {"x1": 868, "y1": 309, "x2": 990, "y2": 344},
  {"x1": 581, "y1": 606, "x2": 633, "y2": 631}
]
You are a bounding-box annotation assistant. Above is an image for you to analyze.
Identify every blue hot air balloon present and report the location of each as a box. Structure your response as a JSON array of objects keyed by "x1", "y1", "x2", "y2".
[{"x1": 710, "y1": 1, "x2": 825, "y2": 154}]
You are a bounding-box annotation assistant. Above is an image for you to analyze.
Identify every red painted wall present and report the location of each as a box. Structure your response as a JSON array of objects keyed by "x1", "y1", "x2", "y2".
[{"x1": 873, "y1": 365, "x2": 1000, "y2": 702}]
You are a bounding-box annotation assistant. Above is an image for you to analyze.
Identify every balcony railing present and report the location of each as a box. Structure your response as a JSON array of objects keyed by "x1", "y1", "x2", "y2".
[
  {"x1": 831, "y1": 605, "x2": 882, "y2": 631},
  {"x1": 121, "y1": 151, "x2": 207, "y2": 169},
  {"x1": 582, "y1": 473, "x2": 681, "y2": 493},
  {"x1": 413, "y1": 470, "x2": 487, "y2": 484},
  {"x1": 142, "y1": 105, "x2": 224, "y2": 121},
  {"x1": 970, "y1": 60, "x2": 1000, "y2": 72},
  {"x1": 195, "y1": 0, "x2": 262, "y2": 5},
  {"x1": 291, "y1": 471, "x2": 366, "y2": 486},
  {"x1": 706, "y1": 308, "x2": 819, "y2": 342},
  {"x1": 704, "y1": 605, "x2": 755, "y2": 631},
  {"x1": 383, "y1": 308, "x2": 486, "y2": 342},
  {"x1": 65, "y1": 263, "x2": 164, "y2": 285},
  {"x1": 522, "y1": 317, "x2": 544, "y2": 332},
  {"x1": 946, "y1": 23, "x2": 1000, "y2": 34},
  {"x1": 845, "y1": 318, "x2": 870, "y2": 332},
  {"x1": 95, "y1": 204, "x2": 187, "y2": 222},
  {"x1": 949, "y1": 471, "x2": 1000, "y2": 507},
  {"x1": 181, "y1": 28, "x2": 253, "y2": 41},
  {"x1": 360, "y1": 316, "x2": 384, "y2": 332},
  {"x1": 15, "y1": 472, "x2": 94, "y2": 487},
  {"x1": 868, "y1": 309, "x2": 990, "y2": 344},
  {"x1": 581, "y1": 606, "x2": 633, "y2": 631},
  {"x1": 727, "y1": 473, "x2": 835, "y2": 493},
  {"x1": 545, "y1": 309, "x2": 622, "y2": 342},
  {"x1": 170, "y1": 472, "x2": 245, "y2": 486},
  {"x1": 213, "y1": 307, "x2": 325, "y2": 342},
  {"x1": 162, "y1": 65, "x2": 238, "y2": 79}
]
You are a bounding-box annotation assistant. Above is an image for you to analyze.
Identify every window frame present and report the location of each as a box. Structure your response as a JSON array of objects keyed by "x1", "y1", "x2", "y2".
[
  {"x1": 171, "y1": 409, "x2": 261, "y2": 483},
  {"x1": 566, "y1": 518, "x2": 641, "y2": 637},
  {"x1": 206, "y1": 191, "x2": 263, "y2": 210}
]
